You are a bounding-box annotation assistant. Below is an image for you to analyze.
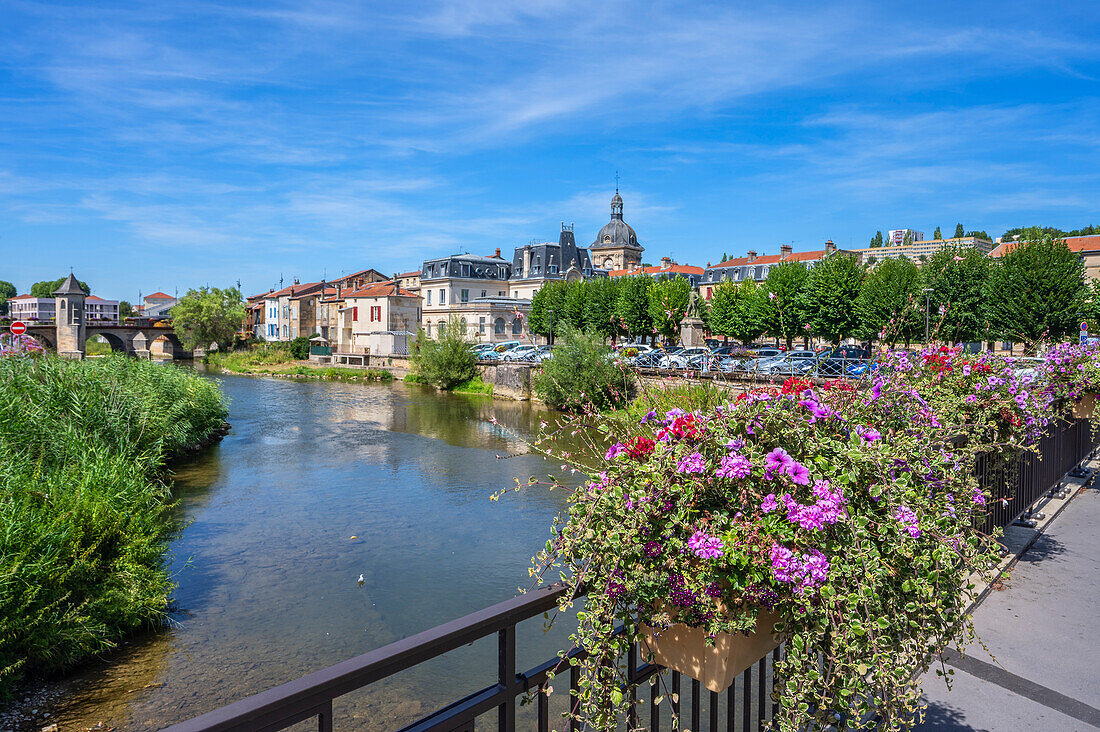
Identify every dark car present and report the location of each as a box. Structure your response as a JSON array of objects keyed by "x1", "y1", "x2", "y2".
[{"x1": 816, "y1": 346, "x2": 870, "y2": 377}]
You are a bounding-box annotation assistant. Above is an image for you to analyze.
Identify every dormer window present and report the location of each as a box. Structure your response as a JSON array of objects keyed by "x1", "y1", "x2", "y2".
[{"x1": 603, "y1": 235, "x2": 612, "y2": 243}]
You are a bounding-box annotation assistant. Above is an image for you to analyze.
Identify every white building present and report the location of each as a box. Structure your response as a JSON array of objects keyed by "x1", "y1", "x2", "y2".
[
  {"x1": 7, "y1": 295, "x2": 55, "y2": 322},
  {"x1": 84, "y1": 295, "x2": 119, "y2": 324},
  {"x1": 139, "y1": 291, "x2": 176, "y2": 319},
  {"x1": 338, "y1": 282, "x2": 421, "y2": 355},
  {"x1": 887, "y1": 229, "x2": 925, "y2": 246}
]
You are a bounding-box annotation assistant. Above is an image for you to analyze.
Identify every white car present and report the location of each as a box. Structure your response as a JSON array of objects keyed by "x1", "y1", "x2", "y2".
[
  {"x1": 660, "y1": 347, "x2": 711, "y2": 369},
  {"x1": 502, "y1": 344, "x2": 538, "y2": 361}
]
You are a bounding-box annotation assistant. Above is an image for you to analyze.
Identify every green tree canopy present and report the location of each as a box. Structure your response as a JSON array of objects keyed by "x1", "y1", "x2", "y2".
[
  {"x1": 953, "y1": 223, "x2": 965, "y2": 238},
  {"x1": 924, "y1": 246, "x2": 989, "y2": 343},
  {"x1": 0, "y1": 280, "x2": 16, "y2": 316},
  {"x1": 708, "y1": 280, "x2": 766, "y2": 345},
  {"x1": 1000, "y1": 224, "x2": 1099, "y2": 242},
  {"x1": 410, "y1": 316, "x2": 477, "y2": 389},
  {"x1": 614, "y1": 276, "x2": 654, "y2": 341},
  {"x1": 759, "y1": 261, "x2": 809, "y2": 349},
  {"x1": 802, "y1": 255, "x2": 865, "y2": 346},
  {"x1": 528, "y1": 281, "x2": 568, "y2": 340},
  {"x1": 30, "y1": 277, "x2": 90, "y2": 298},
  {"x1": 563, "y1": 280, "x2": 589, "y2": 331},
  {"x1": 171, "y1": 285, "x2": 246, "y2": 350},
  {"x1": 869, "y1": 231, "x2": 884, "y2": 248},
  {"x1": 583, "y1": 277, "x2": 621, "y2": 338},
  {"x1": 856, "y1": 257, "x2": 923, "y2": 346},
  {"x1": 118, "y1": 300, "x2": 134, "y2": 318},
  {"x1": 647, "y1": 276, "x2": 691, "y2": 342},
  {"x1": 932, "y1": 227, "x2": 942, "y2": 240},
  {"x1": 984, "y1": 232, "x2": 1087, "y2": 347},
  {"x1": 966, "y1": 230, "x2": 991, "y2": 241}
]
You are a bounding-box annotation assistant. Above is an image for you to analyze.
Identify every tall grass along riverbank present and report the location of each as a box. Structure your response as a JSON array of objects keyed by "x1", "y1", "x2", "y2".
[
  {"x1": 206, "y1": 346, "x2": 393, "y2": 382},
  {"x1": 0, "y1": 354, "x2": 228, "y2": 700}
]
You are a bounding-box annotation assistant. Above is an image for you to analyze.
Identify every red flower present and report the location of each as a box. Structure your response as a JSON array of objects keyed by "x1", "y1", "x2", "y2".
[{"x1": 626, "y1": 436, "x2": 655, "y2": 459}]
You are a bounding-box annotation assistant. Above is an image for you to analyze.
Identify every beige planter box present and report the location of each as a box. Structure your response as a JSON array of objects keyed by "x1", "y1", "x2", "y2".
[
  {"x1": 1073, "y1": 394, "x2": 1096, "y2": 419},
  {"x1": 641, "y1": 610, "x2": 783, "y2": 693}
]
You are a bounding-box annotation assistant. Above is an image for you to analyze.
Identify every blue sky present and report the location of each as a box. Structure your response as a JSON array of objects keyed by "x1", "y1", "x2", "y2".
[{"x1": 1, "y1": 0, "x2": 1098, "y2": 301}]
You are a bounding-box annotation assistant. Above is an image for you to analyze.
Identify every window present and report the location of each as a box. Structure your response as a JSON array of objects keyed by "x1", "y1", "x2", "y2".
[
  {"x1": 427, "y1": 290, "x2": 432, "y2": 305},
  {"x1": 512, "y1": 319, "x2": 523, "y2": 335},
  {"x1": 498, "y1": 291, "x2": 504, "y2": 296},
  {"x1": 461, "y1": 264, "x2": 470, "y2": 277},
  {"x1": 481, "y1": 290, "x2": 486, "y2": 298},
  {"x1": 440, "y1": 289, "x2": 446, "y2": 305},
  {"x1": 461, "y1": 289, "x2": 469, "y2": 303},
  {"x1": 479, "y1": 317, "x2": 485, "y2": 333},
  {"x1": 494, "y1": 317, "x2": 505, "y2": 334},
  {"x1": 705, "y1": 287, "x2": 712, "y2": 300},
  {"x1": 353, "y1": 306, "x2": 359, "y2": 321},
  {"x1": 425, "y1": 322, "x2": 431, "y2": 336},
  {"x1": 549, "y1": 264, "x2": 558, "y2": 274}
]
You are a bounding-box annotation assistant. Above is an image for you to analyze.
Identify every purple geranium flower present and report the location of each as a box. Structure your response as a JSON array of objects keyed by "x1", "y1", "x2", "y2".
[
  {"x1": 687, "y1": 530, "x2": 724, "y2": 559},
  {"x1": 677, "y1": 452, "x2": 706, "y2": 474},
  {"x1": 715, "y1": 453, "x2": 752, "y2": 479}
]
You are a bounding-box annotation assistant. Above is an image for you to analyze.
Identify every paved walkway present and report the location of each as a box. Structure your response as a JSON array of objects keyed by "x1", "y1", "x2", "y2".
[{"x1": 916, "y1": 480, "x2": 1100, "y2": 731}]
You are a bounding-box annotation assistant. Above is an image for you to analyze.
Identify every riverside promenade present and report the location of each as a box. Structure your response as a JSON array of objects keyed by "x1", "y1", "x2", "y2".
[{"x1": 916, "y1": 470, "x2": 1100, "y2": 731}]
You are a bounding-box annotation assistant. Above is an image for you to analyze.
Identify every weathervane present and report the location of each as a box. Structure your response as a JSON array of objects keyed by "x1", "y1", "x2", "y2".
[{"x1": 615, "y1": 170, "x2": 620, "y2": 192}]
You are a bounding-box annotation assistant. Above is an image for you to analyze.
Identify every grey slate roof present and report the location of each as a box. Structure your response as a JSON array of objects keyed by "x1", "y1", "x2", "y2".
[
  {"x1": 53, "y1": 273, "x2": 87, "y2": 296},
  {"x1": 421, "y1": 253, "x2": 511, "y2": 281},
  {"x1": 591, "y1": 192, "x2": 641, "y2": 251},
  {"x1": 510, "y1": 226, "x2": 595, "y2": 280}
]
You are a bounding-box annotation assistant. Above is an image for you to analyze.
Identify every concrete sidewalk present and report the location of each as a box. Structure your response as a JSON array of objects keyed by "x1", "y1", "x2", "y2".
[{"x1": 916, "y1": 479, "x2": 1100, "y2": 731}]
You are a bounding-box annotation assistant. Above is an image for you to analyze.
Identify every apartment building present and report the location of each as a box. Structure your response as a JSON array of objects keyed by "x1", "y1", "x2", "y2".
[{"x1": 699, "y1": 241, "x2": 857, "y2": 299}]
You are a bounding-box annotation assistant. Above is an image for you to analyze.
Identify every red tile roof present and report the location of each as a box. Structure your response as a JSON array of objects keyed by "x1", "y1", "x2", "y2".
[
  {"x1": 398, "y1": 271, "x2": 421, "y2": 278},
  {"x1": 608, "y1": 264, "x2": 705, "y2": 278},
  {"x1": 989, "y1": 234, "x2": 1100, "y2": 258},
  {"x1": 145, "y1": 291, "x2": 173, "y2": 300},
  {"x1": 85, "y1": 295, "x2": 115, "y2": 302},
  {"x1": 345, "y1": 283, "x2": 420, "y2": 298},
  {"x1": 710, "y1": 254, "x2": 783, "y2": 267},
  {"x1": 10, "y1": 294, "x2": 34, "y2": 300}
]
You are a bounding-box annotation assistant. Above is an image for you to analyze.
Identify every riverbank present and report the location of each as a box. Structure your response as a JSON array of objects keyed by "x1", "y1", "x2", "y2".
[
  {"x1": 0, "y1": 354, "x2": 229, "y2": 701},
  {"x1": 205, "y1": 349, "x2": 393, "y2": 382}
]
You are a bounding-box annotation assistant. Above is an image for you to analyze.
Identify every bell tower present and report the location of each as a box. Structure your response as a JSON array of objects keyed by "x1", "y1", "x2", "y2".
[{"x1": 53, "y1": 273, "x2": 87, "y2": 359}]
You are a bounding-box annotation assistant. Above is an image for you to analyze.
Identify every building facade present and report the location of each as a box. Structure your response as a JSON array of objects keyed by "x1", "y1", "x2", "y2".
[
  {"x1": 887, "y1": 229, "x2": 925, "y2": 246},
  {"x1": 139, "y1": 291, "x2": 176, "y2": 319},
  {"x1": 84, "y1": 295, "x2": 120, "y2": 324},
  {"x1": 699, "y1": 242, "x2": 856, "y2": 299},
  {"x1": 509, "y1": 224, "x2": 599, "y2": 300},
  {"x1": 851, "y1": 236, "x2": 993, "y2": 264},
  {"x1": 7, "y1": 295, "x2": 56, "y2": 322},
  {"x1": 609, "y1": 257, "x2": 705, "y2": 288},
  {"x1": 589, "y1": 191, "x2": 644, "y2": 271},
  {"x1": 337, "y1": 282, "x2": 421, "y2": 354}
]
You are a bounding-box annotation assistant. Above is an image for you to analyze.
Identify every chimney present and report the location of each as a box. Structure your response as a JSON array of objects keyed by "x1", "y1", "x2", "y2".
[
  {"x1": 294, "y1": 277, "x2": 299, "y2": 285},
  {"x1": 825, "y1": 240, "x2": 836, "y2": 255},
  {"x1": 494, "y1": 247, "x2": 501, "y2": 258},
  {"x1": 780, "y1": 244, "x2": 792, "y2": 259},
  {"x1": 707, "y1": 261, "x2": 711, "y2": 267},
  {"x1": 660, "y1": 256, "x2": 672, "y2": 268},
  {"x1": 523, "y1": 245, "x2": 531, "y2": 277},
  {"x1": 747, "y1": 250, "x2": 757, "y2": 262}
]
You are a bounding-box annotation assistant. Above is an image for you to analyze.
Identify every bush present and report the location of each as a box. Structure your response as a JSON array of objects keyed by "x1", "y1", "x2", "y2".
[
  {"x1": 289, "y1": 335, "x2": 312, "y2": 360},
  {"x1": 453, "y1": 376, "x2": 493, "y2": 395},
  {"x1": 0, "y1": 355, "x2": 227, "y2": 697},
  {"x1": 534, "y1": 326, "x2": 636, "y2": 412},
  {"x1": 409, "y1": 317, "x2": 478, "y2": 390}
]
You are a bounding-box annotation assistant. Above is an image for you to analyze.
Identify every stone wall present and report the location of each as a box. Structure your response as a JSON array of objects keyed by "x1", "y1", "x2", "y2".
[{"x1": 478, "y1": 362, "x2": 536, "y2": 400}]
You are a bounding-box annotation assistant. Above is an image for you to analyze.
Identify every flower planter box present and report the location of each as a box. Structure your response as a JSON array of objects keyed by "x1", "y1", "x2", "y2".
[
  {"x1": 641, "y1": 610, "x2": 782, "y2": 693},
  {"x1": 1073, "y1": 394, "x2": 1096, "y2": 419}
]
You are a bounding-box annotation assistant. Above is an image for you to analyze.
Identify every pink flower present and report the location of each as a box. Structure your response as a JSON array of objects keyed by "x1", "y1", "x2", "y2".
[{"x1": 761, "y1": 493, "x2": 778, "y2": 513}]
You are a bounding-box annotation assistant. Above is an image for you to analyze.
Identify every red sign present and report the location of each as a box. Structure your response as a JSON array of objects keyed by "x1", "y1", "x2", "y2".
[{"x1": 9, "y1": 321, "x2": 26, "y2": 336}]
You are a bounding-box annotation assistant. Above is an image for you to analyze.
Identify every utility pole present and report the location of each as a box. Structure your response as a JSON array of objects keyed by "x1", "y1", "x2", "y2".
[{"x1": 548, "y1": 309, "x2": 554, "y2": 346}]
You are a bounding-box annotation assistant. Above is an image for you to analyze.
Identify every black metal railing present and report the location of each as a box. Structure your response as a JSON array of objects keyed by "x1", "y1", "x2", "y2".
[{"x1": 164, "y1": 420, "x2": 1096, "y2": 732}]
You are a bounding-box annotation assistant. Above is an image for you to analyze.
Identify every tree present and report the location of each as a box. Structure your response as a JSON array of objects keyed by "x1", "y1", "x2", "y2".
[
  {"x1": 0, "y1": 280, "x2": 15, "y2": 316},
  {"x1": 933, "y1": 227, "x2": 942, "y2": 240},
  {"x1": 923, "y1": 246, "x2": 989, "y2": 344},
  {"x1": 759, "y1": 261, "x2": 809, "y2": 349},
  {"x1": 409, "y1": 316, "x2": 477, "y2": 389},
  {"x1": 583, "y1": 277, "x2": 621, "y2": 339},
  {"x1": 563, "y1": 280, "x2": 591, "y2": 331},
  {"x1": 869, "y1": 231, "x2": 884, "y2": 248},
  {"x1": 647, "y1": 276, "x2": 691, "y2": 342},
  {"x1": 856, "y1": 257, "x2": 923, "y2": 347},
  {"x1": 953, "y1": 223, "x2": 965, "y2": 239},
  {"x1": 965, "y1": 230, "x2": 990, "y2": 242},
  {"x1": 902, "y1": 230, "x2": 913, "y2": 247},
  {"x1": 31, "y1": 277, "x2": 90, "y2": 298},
  {"x1": 528, "y1": 281, "x2": 568, "y2": 341},
  {"x1": 533, "y1": 326, "x2": 635, "y2": 412},
  {"x1": 119, "y1": 300, "x2": 134, "y2": 318},
  {"x1": 708, "y1": 280, "x2": 765, "y2": 345},
  {"x1": 802, "y1": 255, "x2": 865, "y2": 346},
  {"x1": 984, "y1": 232, "x2": 1087, "y2": 348},
  {"x1": 1001, "y1": 224, "x2": 1099, "y2": 242},
  {"x1": 171, "y1": 285, "x2": 246, "y2": 350},
  {"x1": 614, "y1": 276, "x2": 654, "y2": 342}
]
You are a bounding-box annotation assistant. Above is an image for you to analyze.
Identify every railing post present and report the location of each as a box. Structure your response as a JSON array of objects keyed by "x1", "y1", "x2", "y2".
[
  {"x1": 318, "y1": 700, "x2": 333, "y2": 732},
  {"x1": 498, "y1": 626, "x2": 516, "y2": 732}
]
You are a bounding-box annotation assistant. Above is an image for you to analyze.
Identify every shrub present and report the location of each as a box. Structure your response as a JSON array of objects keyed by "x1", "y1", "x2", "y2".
[
  {"x1": 409, "y1": 317, "x2": 478, "y2": 390},
  {"x1": 452, "y1": 376, "x2": 493, "y2": 395},
  {"x1": 0, "y1": 355, "x2": 227, "y2": 698},
  {"x1": 289, "y1": 335, "x2": 313, "y2": 360},
  {"x1": 534, "y1": 326, "x2": 636, "y2": 412}
]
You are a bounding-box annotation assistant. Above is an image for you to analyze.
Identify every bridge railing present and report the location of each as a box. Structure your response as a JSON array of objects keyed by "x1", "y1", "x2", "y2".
[{"x1": 162, "y1": 419, "x2": 1097, "y2": 732}]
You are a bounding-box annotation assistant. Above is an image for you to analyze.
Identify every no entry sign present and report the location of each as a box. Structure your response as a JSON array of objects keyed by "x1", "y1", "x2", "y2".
[{"x1": 9, "y1": 321, "x2": 26, "y2": 336}]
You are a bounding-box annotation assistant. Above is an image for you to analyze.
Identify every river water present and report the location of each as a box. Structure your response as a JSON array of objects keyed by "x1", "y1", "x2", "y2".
[{"x1": 26, "y1": 372, "x2": 588, "y2": 731}]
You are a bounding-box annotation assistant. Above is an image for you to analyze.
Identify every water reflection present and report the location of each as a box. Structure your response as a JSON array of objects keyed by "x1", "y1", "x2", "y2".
[{"x1": 28, "y1": 374, "x2": 581, "y2": 731}]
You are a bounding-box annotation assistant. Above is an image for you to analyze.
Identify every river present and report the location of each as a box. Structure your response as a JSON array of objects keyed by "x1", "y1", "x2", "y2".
[{"x1": 17, "y1": 371, "x2": 587, "y2": 731}]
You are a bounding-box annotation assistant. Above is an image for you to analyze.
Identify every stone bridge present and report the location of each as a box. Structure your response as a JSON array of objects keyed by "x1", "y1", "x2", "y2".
[{"x1": 19, "y1": 273, "x2": 191, "y2": 359}]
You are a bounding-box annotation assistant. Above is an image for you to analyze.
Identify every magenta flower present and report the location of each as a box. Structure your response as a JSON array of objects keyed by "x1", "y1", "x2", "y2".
[
  {"x1": 716, "y1": 453, "x2": 751, "y2": 479},
  {"x1": 687, "y1": 530, "x2": 724, "y2": 559},
  {"x1": 677, "y1": 452, "x2": 706, "y2": 474},
  {"x1": 761, "y1": 493, "x2": 778, "y2": 513},
  {"x1": 894, "y1": 505, "x2": 921, "y2": 538},
  {"x1": 765, "y1": 448, "x2": 794, "y2": 472},
  {"x1": 786, "y1": 460, "x2": 810, "y2": 485},
  {"x1": 605, "y1": 443, "x2": 627, "y2": 460}
]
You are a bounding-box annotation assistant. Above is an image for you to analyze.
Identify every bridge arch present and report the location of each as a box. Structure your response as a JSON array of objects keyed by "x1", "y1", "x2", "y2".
[{"x1": 88, "y1": 332, "x2": 128, "y2": 354}]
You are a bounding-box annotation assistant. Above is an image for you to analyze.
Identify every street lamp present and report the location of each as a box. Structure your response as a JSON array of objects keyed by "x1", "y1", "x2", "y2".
[
  {"x1": 922, "y1": 288, "x2": 933, "y2": 344},
  {"x1": 548, "y1": 309, "x2": 554, "y2": 346}
]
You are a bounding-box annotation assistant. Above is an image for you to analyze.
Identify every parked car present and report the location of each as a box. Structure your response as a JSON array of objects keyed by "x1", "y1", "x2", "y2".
[
  {"x1": 471, "y1": 344, "x2": 497, "y2": 360},
  {"x1": 738, "y1": 348, "x2": 783, "y2": 374},
  {"x1": 522, "y1": 345, "x2": 554, "y2": 363},
  {"x1": 760, "y1": 350, "x2": 817, "y2": 375},
  {"x1": 815, "y1": 346, "x2": 871, "y2": 377},
  {"x1": 502, "y1": 344, "x2": 538, "y2": 361},
  {"x1": 632, "y1": 349, "x2": 666, "y2": 368},
  {"x1": 662, "y1": 347, "x2": 711, "y2": 369}
]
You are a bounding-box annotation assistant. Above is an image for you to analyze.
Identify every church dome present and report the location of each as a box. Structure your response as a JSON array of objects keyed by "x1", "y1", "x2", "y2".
[{"x1": 591, "y1": 190, "x2": 640, "y2": 250}]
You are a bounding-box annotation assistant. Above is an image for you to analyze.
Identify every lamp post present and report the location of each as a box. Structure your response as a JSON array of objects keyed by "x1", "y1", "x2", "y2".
[
  {"x1": 548, "y1": 309, "x2": 554, "y2": 346},
  {"x1": 923, "y1": 288, "x2": 933, "y2": 344}
]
